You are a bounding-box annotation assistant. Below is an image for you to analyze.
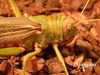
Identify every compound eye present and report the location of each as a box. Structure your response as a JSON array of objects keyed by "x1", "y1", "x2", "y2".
[{"x1": 66, "y1": 23, "x2": 72, "y2": 31}]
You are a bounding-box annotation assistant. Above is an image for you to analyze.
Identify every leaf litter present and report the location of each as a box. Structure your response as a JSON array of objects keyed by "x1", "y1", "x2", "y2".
[{"x1": 0, "y1": 0, "x2": 100, "y2": 75}]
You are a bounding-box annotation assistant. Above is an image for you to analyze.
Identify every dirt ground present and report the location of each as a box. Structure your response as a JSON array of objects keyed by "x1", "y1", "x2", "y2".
[{"x1": 0, "y1": 0, "x2": 100, "y2": 75}]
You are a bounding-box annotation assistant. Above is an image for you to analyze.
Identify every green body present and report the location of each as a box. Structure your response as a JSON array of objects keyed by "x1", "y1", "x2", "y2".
[
  {"x1": 0, "y1": 15, "x2": 76, "y2": 55},
  {"x1": 30, "y1": 15, "x2": 65, "y2": 43},
  {"x1": 29, "y1": 15, "x2": 76, "y2": 49},
  {"x1": 0, "y1": 15, "x2": 76, "y2": 49}
]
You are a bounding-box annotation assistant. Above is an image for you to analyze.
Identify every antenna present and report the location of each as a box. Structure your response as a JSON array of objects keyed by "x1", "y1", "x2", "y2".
[
  {"x1": 74, "y1": 0, "x2": 100, "y2": 26},
  {"x1": 74, "y1": 19, "x2": 100, "y2": 26},
  {"x1": 74, "y1": 0, "x2": 89, "y2": 23}
]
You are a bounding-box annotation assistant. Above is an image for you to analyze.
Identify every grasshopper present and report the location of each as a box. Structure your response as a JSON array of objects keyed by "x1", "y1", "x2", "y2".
[{"x1": 0, "y1": 0, "x2": 100, "y2": 75}]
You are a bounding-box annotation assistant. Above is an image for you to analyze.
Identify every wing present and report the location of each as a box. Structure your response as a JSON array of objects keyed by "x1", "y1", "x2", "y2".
[{"x1": 0, "y1": 17, "x2": 42, "y2": 44}]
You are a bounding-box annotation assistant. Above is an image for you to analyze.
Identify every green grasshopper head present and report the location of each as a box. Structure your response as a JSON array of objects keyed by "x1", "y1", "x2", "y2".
[
  {"x1": 61, "y1": 0, "x2": 89, "y2": 41},
  {"x1": 62, "y1": 17, "x2": 76, "y2": 40},
  {"x1": 62, "y1": 0, "x2": 100, "y2": 41}
]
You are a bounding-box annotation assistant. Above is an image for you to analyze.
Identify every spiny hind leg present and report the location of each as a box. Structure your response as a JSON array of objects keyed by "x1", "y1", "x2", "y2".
[
  {"x1": 7, "y1": 0, "x2": 29, "y2": 17},
  {"x1": 8, "y1": 0, "x2": 23, "y2": 17},
  {"x1": 0, "y1": 47, "x2": 25, "y2": 56},
  {"x1": 6, "y1": 0, "x2": 12, "y2": 16}
]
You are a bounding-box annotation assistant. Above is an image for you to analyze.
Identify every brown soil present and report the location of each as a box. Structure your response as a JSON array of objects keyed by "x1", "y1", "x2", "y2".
[{"x1": 0, "y1": 0, "x2": 100, "y2": 75}]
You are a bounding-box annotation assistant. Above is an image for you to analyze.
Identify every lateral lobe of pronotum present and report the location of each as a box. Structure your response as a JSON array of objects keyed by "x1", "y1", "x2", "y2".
[
  {"x1": 46, "y1": 15, "x2": 66, "y2": 43},
  {"x1": 52, "y1": 15, "x2": 59, "y2": 41},
  {"x1": 57, "y1": 15, "x2": 66, "y2": 41},
  {"x1": 47, "y1": 15, "x2": 56, "y2": 42}
]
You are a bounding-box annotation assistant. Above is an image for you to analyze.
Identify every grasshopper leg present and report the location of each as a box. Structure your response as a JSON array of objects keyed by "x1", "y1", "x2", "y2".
[
  {"x1": 52, "y1": 43, "x2": 69, "y2": 75},
  {"x1": 22, "y1": 45, "x2": 42, "y2": 75},
  {"x1": 8, "y1": 0, "x2": 23, "y2": 17},
  {"x1": 0, "y1": 47, "x2": 25, "y2": 56},
  {"x1": 6, "y1": 0, "x2": 12, "y2": 16}
]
